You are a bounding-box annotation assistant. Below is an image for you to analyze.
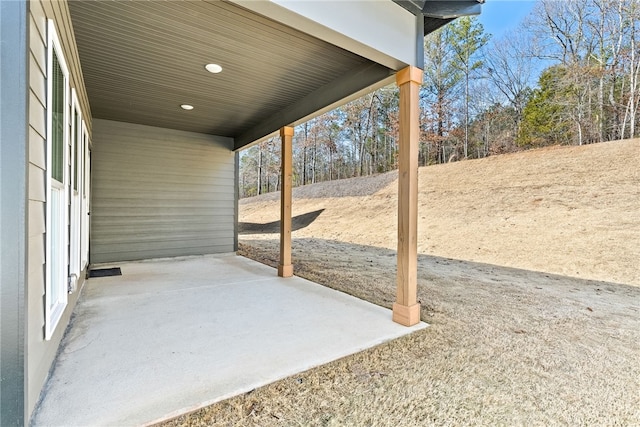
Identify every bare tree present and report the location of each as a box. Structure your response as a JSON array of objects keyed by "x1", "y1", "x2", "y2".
[
  {"x1": 529, "y1": 0, "x2": 598, "y2": 145},
  {"x1": 622, "y1": 0, "x2": 640, "y2": 138},
  {"x1": 486, "y1": 29, "x2": 535, "y2": 137},
  {"x1": 423, "y1": 25, "x2": 463, "y2": 163},
  {"x1": 448, "y1": 16, "x2": 490, "y2": 158}
]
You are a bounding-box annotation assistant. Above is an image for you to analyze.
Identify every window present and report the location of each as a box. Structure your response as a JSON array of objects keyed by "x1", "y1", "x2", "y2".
[
  {"x1": 81, "y1": 124, "x2": 90, "y2": 270},
  {"x1": 74, "y1": 109, "x2": 79, "y2": 191},
  {"x1": 45, "y1": 20, "x2": 70, "y2": 340},
  {"x1": 51, "y1": 48, "x2": 65, "y2": 182},
  {"x1": 70, "y1": 90, "x2": 82, "y2": 280}
]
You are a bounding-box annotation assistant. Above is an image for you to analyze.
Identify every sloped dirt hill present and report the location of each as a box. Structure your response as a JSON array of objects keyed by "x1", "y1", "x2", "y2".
[{"x1": 241, "y1": 139, "x2": 640, "y2": 286}]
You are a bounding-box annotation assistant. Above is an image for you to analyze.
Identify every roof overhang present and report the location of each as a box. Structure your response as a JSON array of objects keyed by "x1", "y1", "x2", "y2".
[
  {"x1": 68, "y1": 0, "x2": 480, "y2": 151},
  {"x1": 394, "y1": 0, "x2": 484, "y2": 19},
  {"x1": 393, "y1": 0, "x2": 484, "y2": 33}
]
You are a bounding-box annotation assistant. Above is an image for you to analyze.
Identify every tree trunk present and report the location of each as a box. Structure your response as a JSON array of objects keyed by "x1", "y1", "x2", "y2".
[
  {"x1": 312, "y1": 136, "x2": 316, "y2": 184},
  {"x1": 630, "y1": 15, "x2": 638, "y2": 138},
  {"x1": 464, "y1": 53, "x2": 469, "y2": 158},
  {"x1": 257, "y1": 146, "x2": 263, "y2": 195},
  {"x1": 437, "y1": 91, "x2": 445, "y2": 164},
  {"x1": 302, "y1": 145, "x2": 307, "y2": 185},
  {"x1": 302, "y1": 122, "x2": 308, "y2": 185}
]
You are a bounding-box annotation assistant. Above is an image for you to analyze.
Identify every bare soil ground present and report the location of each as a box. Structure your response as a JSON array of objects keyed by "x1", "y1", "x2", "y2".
[
  {"x1": 240, "y1": 139, "x2": 639, "y2": 286},
  {"x1": 161, "y1": 139, "x2": 640, "y2": 426}
]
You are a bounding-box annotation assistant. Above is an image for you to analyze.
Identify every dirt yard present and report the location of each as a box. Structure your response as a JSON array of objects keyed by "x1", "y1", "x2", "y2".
[
  {"x1": 240, "y1": 139, "x2": 639, "y2": 287},
  {"x1": 161, "y1": 139, "x2": 639, "y2": 426}
]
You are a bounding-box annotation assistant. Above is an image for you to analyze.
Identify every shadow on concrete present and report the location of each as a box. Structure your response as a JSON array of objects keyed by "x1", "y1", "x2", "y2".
[{"x1": 239, "y1": 209, "x2": 325, "y2": 235}]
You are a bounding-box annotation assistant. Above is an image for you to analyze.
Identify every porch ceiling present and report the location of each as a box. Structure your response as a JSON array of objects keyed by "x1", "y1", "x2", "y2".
[{"x1": 68, "y1": 0, "x2": 393, "y2": 150}]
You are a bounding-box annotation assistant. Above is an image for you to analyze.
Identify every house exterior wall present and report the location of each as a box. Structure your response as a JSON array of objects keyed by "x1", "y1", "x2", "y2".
[
  {"x1": 0, "y1": 1, "x2": 29, "y2": 424},
  {"x1": 6, "y1": 0, "x2": 425, "y2": 423},
  {"x1": 26, "y1": 0, "x2": 92, "y2": 418},
  {"x1": 90, "y1": 119, "x2": 236, "y2": 263}
]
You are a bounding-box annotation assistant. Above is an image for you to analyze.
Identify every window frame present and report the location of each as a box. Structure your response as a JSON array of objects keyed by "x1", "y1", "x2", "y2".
[
  {"x1": 69, "y1": 89, "x2": 82, "y2": 281},
  {"x1": 81, "y1": 121, "x2": 90, "y2": 270},
  {"x1": 45, "y1": 19, "x2": 70, "y2": 340}
]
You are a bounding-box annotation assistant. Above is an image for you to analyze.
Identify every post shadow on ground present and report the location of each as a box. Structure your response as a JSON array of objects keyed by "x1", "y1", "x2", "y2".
[
  {"x1": 237, "y1": 237, "x2": 639, "y2": 304},
  {"x1": 239, "y1": 209, "x2": 325, "y2": 235}
]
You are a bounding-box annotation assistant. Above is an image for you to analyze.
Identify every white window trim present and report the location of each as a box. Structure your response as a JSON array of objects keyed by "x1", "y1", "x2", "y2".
[
  {"x1": 45, "y1": 19, "x2": 70, "y2": 340},
  {"x1": 81, "y1": 120, "x2": 90, "y2": 270},
  {"x1": 70, "y1": 89, "x2": 82, "y2": 282}
]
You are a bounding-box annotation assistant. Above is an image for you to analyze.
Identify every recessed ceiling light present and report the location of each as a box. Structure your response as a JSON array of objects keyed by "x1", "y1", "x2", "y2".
[
  {"x1": 180, "y1": 104, "x2": 194, "y2": 110},
  {"x1": 205, "y1": 63, "x2": 223, "y2": 74}
]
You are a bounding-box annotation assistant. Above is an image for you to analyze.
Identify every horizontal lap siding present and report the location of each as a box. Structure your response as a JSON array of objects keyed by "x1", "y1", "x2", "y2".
[
  {"x1": 27, "y1": 2, "x2": 49, "y2": 416},
  {"x1": 91, "y1": 119, "x2": 235, "y2": 263},
  {"x1": 27, "y1": 0, "x2": 92, "y2": 419}
]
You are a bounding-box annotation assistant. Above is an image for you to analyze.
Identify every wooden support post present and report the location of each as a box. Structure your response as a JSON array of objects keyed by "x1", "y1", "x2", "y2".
[
  {"x1": 393, "y1": 66, "x2": 422, "y2": 326},
  {"x1": 278, "y1": 126, "x2": 294, "y2": 277}
]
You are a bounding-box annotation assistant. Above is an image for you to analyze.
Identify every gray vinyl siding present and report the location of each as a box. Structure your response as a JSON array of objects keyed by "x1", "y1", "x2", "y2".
[
  {"x1": 1, "y1": 1, "x2": 28, "y2": 423},
  {"x1": 27, "y1": 0, "x2": 91, "y2": 419},
  {"x1": 90, "y1": 119, "x2": 235, "y2": 263}
]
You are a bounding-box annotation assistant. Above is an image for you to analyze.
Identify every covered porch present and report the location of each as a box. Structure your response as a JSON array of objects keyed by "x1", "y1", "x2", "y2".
[
  {"x1": 0, "y1": 0, "x2": 486, "y2": 424},
  {"x1": 32, "y1": 254, "x2": 426, "y2": 426}
]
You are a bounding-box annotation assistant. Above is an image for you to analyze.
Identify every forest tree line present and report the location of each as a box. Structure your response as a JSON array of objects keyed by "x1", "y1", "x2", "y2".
[{"x1": 240, "y1": 0, "x2": 640, "y2": 197}]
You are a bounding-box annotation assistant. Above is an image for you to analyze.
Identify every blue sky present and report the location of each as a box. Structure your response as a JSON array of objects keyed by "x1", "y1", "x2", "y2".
[{"x1": 477, "y1": 0, "x2": 537, "y2": 39}]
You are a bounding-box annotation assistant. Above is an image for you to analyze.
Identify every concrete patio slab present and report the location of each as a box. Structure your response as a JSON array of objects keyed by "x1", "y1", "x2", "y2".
[{"x1": 32, "y1": 254, "x2": 427, "y2": 426}]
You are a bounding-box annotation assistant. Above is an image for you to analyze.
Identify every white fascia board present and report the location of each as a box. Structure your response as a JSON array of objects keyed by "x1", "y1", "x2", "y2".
[{"x1": 229, "y1": 0, "x2": 419, "y2": 70}]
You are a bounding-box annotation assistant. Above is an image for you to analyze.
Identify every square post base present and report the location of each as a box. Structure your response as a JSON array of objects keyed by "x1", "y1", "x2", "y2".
[
  {"x1": 392, "y1": 302, "x2": 421, "y2": 326},
  {"x1": 278, "y1": 264, "x2": 293, "y2": 278}
]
